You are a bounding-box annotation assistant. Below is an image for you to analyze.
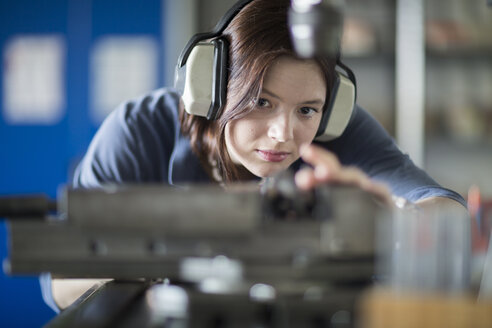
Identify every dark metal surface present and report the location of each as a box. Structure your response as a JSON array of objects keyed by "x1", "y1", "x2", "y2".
[
  {"x1": 45, "y1": 280, "x2": 363, "y2": 328},
  {"x1": 5, "y1": 184, "x2": 383, "y2": 280},
  {"x1": 0, "y1": 194, "x2": 56, "y2": 218},
  {"x1": 61, "y1": 184, "x2": 261, "y2": 235},
  {"x1": 6, "y1": 219, "x2": 374, "y2": 283},
  {"x1": 44, "y1": 281, "x2": 155, "y2": 328},
  {"x1": 2, "y1": 183, "x2": 383, "y2": 327}
]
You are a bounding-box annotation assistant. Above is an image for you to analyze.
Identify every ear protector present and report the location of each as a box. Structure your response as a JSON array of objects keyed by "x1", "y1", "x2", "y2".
[{"x1": 174, "y1": 0, "x2": 357, "y2": 141}]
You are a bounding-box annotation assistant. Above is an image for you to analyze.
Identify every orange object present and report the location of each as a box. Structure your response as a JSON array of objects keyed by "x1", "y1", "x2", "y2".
[
  {"x1": 359, "y1": 288, "x2": 492, "y2": 328},
  {"x1": 468, "y1": 185, "x2": 488, "y2": 252}
]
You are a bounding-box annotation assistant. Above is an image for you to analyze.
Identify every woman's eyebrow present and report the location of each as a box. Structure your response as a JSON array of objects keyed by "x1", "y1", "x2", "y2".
[
  {"x1": 262, "y1": 88, "x2": 324, "y2": 106},
  {"x1": 262, "y1": 88, "x2": 281, "y2": 100}
]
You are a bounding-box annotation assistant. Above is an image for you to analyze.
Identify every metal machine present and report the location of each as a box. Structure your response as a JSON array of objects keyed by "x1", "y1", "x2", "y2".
[{"x1": 1, "y1": 172, "x2": 386, "y2": 327}]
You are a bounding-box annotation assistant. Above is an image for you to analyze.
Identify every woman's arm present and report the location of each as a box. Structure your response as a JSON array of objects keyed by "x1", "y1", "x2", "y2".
[
  {"x1": 51, "y1": 279, "x2": 112, "y2": 310},
  {"x1": 295, "y1": 144, "x2": 467, "y2": 212},
  {"x1": 416, "y1": 196, "x2": 468, "y2": 214},
  {"x1": 318, "y1": 105, "x2": 466, "y2": 207}
]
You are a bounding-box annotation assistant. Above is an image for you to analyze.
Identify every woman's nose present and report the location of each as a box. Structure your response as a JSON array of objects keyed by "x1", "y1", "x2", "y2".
[{"x1": 267, "y1": 113, "x2": 294, "y2": 142}]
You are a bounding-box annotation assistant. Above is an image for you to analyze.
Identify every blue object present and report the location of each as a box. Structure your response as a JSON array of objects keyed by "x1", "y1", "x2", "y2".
[{"x1": 0, "y1": 0, "x2": 163, "y2": 326}]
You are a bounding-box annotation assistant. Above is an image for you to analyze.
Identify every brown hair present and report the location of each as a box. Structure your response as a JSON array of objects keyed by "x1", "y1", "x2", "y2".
[{"x1": 179, "y1": 0, "x2": 336, "y2": 183}]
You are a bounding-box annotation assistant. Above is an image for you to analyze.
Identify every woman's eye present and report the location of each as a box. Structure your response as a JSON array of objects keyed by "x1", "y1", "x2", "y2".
[
  {"x1": 299, "y1": 107, "x2": 318, "y2": 117},
  {"x1": 256, "y1": 98, "x2": 270, "y2": 108}
]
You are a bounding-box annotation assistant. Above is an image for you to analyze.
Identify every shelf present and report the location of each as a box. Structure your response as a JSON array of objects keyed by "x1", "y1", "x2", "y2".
[
  {"x1": 341, "y1": 49, "x2": 492, "y2": 61},
  {"x1": 426, "y1": 48, "x2": 492, "y2": 60},
  {"x1": 342, "y1": 52, "x2": 395, "y2": 61}
]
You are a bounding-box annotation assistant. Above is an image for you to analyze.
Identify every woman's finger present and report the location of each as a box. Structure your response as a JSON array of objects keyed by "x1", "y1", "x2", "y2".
[
  {"x1": 300, "y1": 144, "x2": 341, "y2": 181},
  {"x1": 302, "y1": 144, "x2": 369, "y2": 187},
  {"x1": 295, "y1": 167, "x2": 317, "y2": 190},
  {"x1": 297, "y1": 144, "x2": 393, "y2": 206}
]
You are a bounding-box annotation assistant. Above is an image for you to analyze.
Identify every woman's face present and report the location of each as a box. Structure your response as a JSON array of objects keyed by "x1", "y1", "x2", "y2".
[{"x1": 225, "y1": 56, "x2": 326, "y2": 178}]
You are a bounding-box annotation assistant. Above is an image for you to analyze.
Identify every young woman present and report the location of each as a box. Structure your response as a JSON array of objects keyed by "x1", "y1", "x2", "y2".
[{"x1": 44, "y1": 0, "x2": 466, "y2": 312}]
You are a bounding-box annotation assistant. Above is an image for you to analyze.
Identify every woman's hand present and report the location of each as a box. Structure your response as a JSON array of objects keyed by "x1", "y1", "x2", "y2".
[{"x1": 295, "y1": 144, "x2": 393, "y2": 205}]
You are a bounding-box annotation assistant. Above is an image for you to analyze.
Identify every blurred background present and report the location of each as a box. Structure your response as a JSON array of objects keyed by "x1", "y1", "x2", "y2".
[{"x1": 0, "y1": 0, "x2": 491, "y2": 326}]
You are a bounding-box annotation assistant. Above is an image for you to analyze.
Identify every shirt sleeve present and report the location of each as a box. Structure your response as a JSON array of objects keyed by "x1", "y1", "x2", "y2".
[
  {"x1": 73, "y1": 89, "x2": 179, "y2": 188},
  {"x1": 319, "y1": 105, "x2": 466, "y2": 207}
]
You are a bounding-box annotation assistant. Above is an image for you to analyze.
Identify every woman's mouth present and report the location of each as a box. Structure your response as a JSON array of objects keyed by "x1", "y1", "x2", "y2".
[{"x1": 256, "y1": 150, "x2": 291, "y2": 162}]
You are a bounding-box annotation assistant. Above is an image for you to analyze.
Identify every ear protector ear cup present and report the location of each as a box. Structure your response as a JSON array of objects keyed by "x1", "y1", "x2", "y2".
[
  {"x1": 174, "y1": 0, "x2": 253, "y2": 120},
  {"x1": 175, "y1": 39, "x2": 228, "y2": 120},
  {"x1": 175, "y1": 0, "x2": 357, "y2": 141},
  {"x1": 315, "y1": 64, "x2": 356, "y2": 141}
]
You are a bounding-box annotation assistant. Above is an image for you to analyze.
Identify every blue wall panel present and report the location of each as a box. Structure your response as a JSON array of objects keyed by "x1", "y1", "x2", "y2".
[{"x1": 0, "y1": 0, "x2": 163, "y2": 326}]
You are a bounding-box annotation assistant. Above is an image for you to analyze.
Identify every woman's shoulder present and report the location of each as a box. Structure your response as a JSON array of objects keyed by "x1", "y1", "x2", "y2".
[
  {"x1": 73, "y1": 88, "x2": 183, "y2": 187},
  {"x1": 116, "y1": 88, "x2": 181, "y2": 123},
  {"x1": 315, "y1": 104, "x2": 395, "y2": 157}
]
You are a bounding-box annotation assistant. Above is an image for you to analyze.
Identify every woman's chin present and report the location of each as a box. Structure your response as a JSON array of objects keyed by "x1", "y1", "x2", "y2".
[{"x1": 247, "y1": 164, "x2": 290, "y2": 179}]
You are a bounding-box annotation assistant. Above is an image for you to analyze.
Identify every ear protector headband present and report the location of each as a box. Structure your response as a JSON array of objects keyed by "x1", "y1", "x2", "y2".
[{"x1": 174, "y1": 0, "x2": 357, "y2": 141}]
